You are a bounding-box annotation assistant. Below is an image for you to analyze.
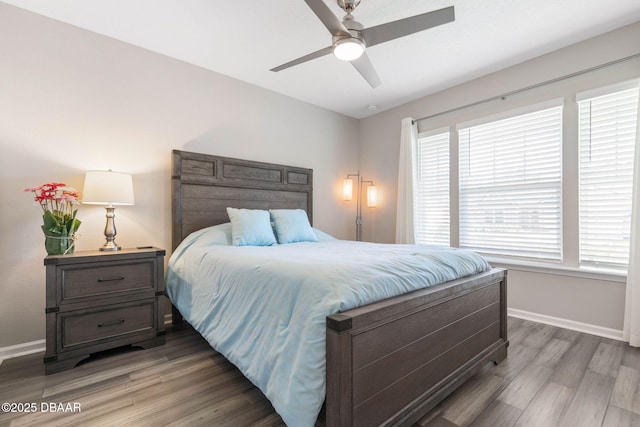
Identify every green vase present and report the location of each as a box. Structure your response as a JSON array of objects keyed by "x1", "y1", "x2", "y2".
[{"x1": 44, "y1": 234, "x2": 76, "y2": 255}]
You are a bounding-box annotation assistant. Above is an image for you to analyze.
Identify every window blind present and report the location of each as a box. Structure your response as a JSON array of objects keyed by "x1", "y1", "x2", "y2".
[
  {"x1": 415, "y1": 130, "x2": 450, "y2": 245},
  {"x1": 458, "y1": 105, "x2": 563, "y2": 261},
  {"x1": 578, "y1": 84, "x2": 639, "y2": 270}
]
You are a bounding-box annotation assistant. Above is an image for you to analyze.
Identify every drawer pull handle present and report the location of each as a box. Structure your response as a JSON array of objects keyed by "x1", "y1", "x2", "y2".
[
  {"x1": 97, "y1": 318, "x2": 125, "y2": 327},
  {"x1": 97, "y1": 276, "x2": 125, "y2": 282}
]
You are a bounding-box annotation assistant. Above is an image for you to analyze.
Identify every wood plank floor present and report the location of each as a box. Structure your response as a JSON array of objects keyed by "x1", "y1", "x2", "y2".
[{"x1": 1, "y1": 318, "x2": 639, "y2": 426}]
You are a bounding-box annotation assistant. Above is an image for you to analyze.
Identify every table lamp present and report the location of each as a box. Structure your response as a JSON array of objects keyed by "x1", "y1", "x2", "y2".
[{"x1": 82, "y1": 170, "x2": 135, "y2": 251}]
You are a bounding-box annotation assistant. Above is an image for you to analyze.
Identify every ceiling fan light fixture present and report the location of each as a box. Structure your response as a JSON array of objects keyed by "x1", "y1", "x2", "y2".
[{"x1": 333, "y1": 37, "x2": 365, "y2": 61}]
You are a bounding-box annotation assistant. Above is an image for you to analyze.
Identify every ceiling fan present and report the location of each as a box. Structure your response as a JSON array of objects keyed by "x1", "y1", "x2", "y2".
[{"x1": 270, "y1": 0, "x2": 455, "y2": 88}]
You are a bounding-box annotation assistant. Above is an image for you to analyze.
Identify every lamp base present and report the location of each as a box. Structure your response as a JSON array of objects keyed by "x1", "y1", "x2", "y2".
[
  {"x1": 100, "y1": 206, "x2": 121, "y2": 251},
  {"x1": 99, "y1": 244, "x2": 121, "y2": 251}
]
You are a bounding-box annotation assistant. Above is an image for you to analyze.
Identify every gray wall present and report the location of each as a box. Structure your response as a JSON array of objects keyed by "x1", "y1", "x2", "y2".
[
  {"x1": 357, "y1": 22, "x2": 640, "y2": 333},
  {"x1": 0, "y1": 4, "x2": 359, "y2": 349}
]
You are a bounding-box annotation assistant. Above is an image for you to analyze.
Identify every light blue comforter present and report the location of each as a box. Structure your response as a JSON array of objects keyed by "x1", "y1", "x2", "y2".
[{"x1": 165, "y1": 224, "x2": 490, "y2": 427}]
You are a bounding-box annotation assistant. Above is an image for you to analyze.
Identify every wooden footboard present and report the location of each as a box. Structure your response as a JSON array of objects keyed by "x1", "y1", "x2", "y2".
[{"x1": 325, "y1": 268, "x2": 508, "y2": 427}]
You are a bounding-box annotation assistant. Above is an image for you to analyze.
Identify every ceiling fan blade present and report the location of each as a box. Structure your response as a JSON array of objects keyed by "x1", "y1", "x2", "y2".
[
  {"x1": 304, "y1": 0, "x2": 349, "y2": 36},
  {"x1": 270, "y1": 45, "x2": 334, "y2": 72},
  {"x1": 351, "y1": 53, "x2": 382, "y2": 88},
  {"x1": 361, "y1": 5, "x2": 455, "y2": 48}
]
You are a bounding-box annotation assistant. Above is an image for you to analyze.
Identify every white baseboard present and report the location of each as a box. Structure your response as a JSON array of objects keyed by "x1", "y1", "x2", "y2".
[
  {"x1": 508, "y1": 308, "x2": 624, "y2": 341},
  {"x1": 0, "y1": 339, "x2": 45, "y2": 365}
]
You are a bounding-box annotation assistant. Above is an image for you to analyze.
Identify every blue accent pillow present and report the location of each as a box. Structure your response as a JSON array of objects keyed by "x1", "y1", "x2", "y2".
[
  {"x1": 226, "y1": 208, "x2": 277, "y2": 246},
  {"x1": 270, "y1": 209, "x2": 318, "y2": 244}
]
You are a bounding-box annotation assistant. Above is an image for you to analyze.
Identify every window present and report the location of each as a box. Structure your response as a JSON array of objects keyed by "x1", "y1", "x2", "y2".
[
  {"x1": 415, "y1": 130, "x2": 450, "y2": 245},
  {"x1": 457, "y1": 103, "x2": 563, "y2": 261},
  {"x1": 414, "y1": 79, "x2": 640, "y2": 273},
  {"x1": 578, "y1": 84, "x2": 639, "y2": 270}
]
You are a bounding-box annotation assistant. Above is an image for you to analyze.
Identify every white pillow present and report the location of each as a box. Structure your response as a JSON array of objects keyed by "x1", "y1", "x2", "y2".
[
  {"x1": 226, "y1": 208, "x2": 277, "y2": 246},
  {"x1": 269, "y1": 209, "x2": 318, "y2": 244}
]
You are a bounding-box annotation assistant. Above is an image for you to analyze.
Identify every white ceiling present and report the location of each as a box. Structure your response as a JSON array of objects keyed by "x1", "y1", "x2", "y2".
[{"x1": 4, "y1": 0, "x2": 640, "y2": 118}]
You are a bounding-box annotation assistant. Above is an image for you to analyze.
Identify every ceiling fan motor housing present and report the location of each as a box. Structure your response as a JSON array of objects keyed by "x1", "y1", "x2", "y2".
[
  {"x1": 333, "y1": 14, "x2": 364, "y2": 43},
  {"x1": 332, "y1": 12, "x2": 365, "y2": 60},
  {"x1": 342, "y1": 13, "x2": 363, "y2": 31}
]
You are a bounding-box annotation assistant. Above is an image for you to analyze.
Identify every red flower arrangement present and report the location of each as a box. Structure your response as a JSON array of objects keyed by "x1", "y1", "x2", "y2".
[{"x1": 24, "y1": 182, "x2": 81, "y2": 255}]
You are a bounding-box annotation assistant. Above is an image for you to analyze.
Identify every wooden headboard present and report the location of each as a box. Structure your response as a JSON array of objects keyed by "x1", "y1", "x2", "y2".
[{"x1": 171, "y1": 150, "x2": 313, "y2": 250}]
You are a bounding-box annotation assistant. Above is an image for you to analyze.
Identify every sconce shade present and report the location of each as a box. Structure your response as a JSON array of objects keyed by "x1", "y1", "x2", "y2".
[
  {"x1": 367, "y1": 184, "x2": 378, "y2": 208},
  {"x1": 343, "y1": 178, "x2": 354, "y2": 201},
  {"x1": 83, "y1": 170, "x2": 135, "y2": 206}
]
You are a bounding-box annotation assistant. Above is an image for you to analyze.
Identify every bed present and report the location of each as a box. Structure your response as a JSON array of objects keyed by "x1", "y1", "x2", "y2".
[{"x1": 168, "y1": 150, "x2": 508, "y2": 427}]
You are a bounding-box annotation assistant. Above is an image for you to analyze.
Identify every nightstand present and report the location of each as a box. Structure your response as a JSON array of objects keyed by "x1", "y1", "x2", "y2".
[{"x1": 44, "y1": 247, "x2": 166, "y2": 374}]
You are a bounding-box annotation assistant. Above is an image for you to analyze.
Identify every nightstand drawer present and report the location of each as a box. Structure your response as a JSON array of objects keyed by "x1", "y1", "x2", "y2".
[
  {"x1": 59, "y1": 300, "x2": 155, "y2": 351},
  {"x1": 60, "y1": 260, "x2": 155, "y2": 304}
]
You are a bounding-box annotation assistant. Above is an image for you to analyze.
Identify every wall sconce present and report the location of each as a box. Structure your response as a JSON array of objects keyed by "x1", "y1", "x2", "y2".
[
  {"x1": 343, "y1": 171, "x2": 376, "y2": 241},
  {"x1": 82, "y1": 170, "x2": 135, "y2": 251}
]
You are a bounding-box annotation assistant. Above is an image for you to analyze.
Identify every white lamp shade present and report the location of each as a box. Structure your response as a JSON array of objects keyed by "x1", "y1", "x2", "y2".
[
  {"x1": 367, "y1": 184, "x2": 377, "y2": 208},
  {"x1": 83, "y1": 170, "x2": 135, "y2": 205},
  {"x1": 343, "y1": 178, "x2": 354, "y2": 201}
]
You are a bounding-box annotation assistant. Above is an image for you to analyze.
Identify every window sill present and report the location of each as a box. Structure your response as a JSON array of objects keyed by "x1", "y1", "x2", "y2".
[{"x1": 485, "y1": 257, "x2": 627, "y2": 283}]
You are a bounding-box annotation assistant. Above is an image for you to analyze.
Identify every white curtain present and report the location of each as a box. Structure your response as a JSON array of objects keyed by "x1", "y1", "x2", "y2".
[
  {"x1": 623, "y1": 105, "x2": 640, "y2": 347},
  {"x1": 396, "y1": 118, "x2": 418, "y2": 244}
]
